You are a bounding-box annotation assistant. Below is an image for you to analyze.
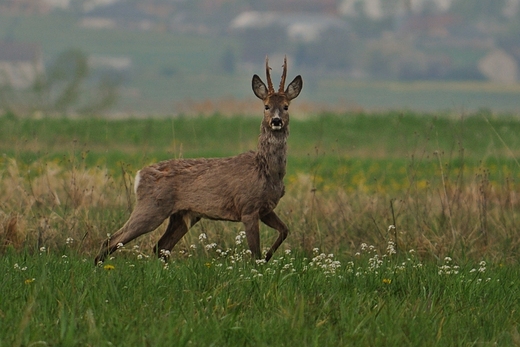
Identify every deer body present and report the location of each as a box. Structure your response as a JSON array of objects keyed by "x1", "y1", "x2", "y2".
[{"x1": 95, "y1": 57, "x2": 302, "y2": 264}]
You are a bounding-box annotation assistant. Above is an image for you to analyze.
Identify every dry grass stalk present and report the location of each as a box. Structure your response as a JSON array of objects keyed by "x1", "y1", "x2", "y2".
[{"x1": 1, "y1": 157, "x2": 519, "y2": 262}]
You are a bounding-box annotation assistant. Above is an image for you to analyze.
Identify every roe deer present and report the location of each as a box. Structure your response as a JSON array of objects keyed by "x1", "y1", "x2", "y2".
[{"x1": 94, "y1": 56, "x2": 303, "y2": 264}]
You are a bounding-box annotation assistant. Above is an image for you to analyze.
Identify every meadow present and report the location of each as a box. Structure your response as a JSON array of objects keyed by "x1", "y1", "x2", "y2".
[{"x1": 1, "y1": 111, "x2": 520, "y2": 345}]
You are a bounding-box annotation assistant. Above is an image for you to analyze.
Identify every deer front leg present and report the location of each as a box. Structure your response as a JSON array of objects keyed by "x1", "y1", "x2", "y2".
[
  {"x1": 261, "y1": 211, "x2": 289, "y2": 261},
  {"x1": 242, "y1": 213, "x2": 261, "y2": 259}
]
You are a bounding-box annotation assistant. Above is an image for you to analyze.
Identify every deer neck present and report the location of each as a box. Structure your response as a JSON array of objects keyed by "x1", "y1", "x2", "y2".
[{"x1": 256, "y1": 125, "x2": 288, "y2": 180}]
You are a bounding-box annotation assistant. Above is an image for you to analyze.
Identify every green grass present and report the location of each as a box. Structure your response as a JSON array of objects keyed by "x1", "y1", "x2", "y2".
[
  {"x1": 2, "y1": 110, "x2": 520, "y2": 187},
  {"x1": 2, "y1": 111, "x2": 520, "y2": 345},
  {"x1": 2, "y1": 245, "x2": 519, "y2": 346}
]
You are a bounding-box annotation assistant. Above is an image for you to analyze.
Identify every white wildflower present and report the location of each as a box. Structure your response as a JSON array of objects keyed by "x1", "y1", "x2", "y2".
[
  {"x1": 478, "y1": 260, "x2": 486, "y2": 273},
  {"x1": 235, "y1": 231, "x2": 246, "y2": 245},
  {"x1": 160, "y1": 249, "x2": 171, "y2": 258},
  {"x1": 386, "y1": 241, "x2": 396, "y2": 255},
  {"x1": 205, "y1": 243, "x2": 217, "y2": 250},
  {"x1": 255, "y1": 259, "x2": 267, "y2": 265}
]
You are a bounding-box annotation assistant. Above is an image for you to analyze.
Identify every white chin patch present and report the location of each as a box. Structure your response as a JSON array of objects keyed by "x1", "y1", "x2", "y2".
[{"x1": 271, "y1": 125, "x2": 282, "y2": 130}]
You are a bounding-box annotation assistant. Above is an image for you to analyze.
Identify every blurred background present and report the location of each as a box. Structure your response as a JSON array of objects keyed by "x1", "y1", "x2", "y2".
[{"x1": 0, "y1": 0, "x2": 519, "y2": 116}]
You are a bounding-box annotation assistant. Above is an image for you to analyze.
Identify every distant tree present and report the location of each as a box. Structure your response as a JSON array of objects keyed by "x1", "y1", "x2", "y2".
[
  {"x1": 363, "y1": 35, "x2": 428, "y2": 79},
  {"x1": 220, "y1": 48, "x2": 236, "y2": 74},
  {"x1": 294, "y1": 29, "x2": 355, "y2": 71},
  {"x1": 450, "y1": 0, "x2": 508, "y2": 21},
  {"x1": 0, "y1": 49, "x2": 121, "y2": 116},
  {"x1": 47, "y1": 49, "x2": 122, "y2": 115},
  {"x1": 238, "y1": 26, "x2": 287, "y2": 63},
  {"x1": 45, "y1": 49, "x2": 89, "y2": 111}
]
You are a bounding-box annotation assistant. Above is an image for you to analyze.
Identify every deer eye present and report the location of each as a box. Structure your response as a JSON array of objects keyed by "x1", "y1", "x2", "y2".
[
  {"x1": 264, "y1": 105, "x2": 270, "y2": 110},
  {"x1": 283, "y1": 105, "x2": 289, "y2": 111}
]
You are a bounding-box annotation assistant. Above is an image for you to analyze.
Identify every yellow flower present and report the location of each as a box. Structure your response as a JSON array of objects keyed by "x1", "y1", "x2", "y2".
[
  {"x1": 103, "y1": 264, "x2": 115, "y2": 271},
  {"x1": 24, "y1": 278, "x2": 35, "y2": 285},
  {"x1": 382, "y1": 278, "x2": 392, "y2": 284}
]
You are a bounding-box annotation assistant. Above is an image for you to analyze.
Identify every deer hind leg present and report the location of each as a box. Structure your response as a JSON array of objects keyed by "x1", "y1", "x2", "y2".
[
  {"x1": 242, "y1": 213, "x2": 261, "y2": 259},
  {"x1": 261, "y1": 211, "x2": 289, "y2": 262},
  {"x1": 94, "y1": 201, "x2": 171, "y2": 264},
  {"x1": 154, "y1": 213, "x2": 200, "y2": 258}
]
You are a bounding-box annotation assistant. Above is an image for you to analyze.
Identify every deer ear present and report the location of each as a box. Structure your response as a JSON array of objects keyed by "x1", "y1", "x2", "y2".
[
  {"x1": 252, "y1": 74, "x2": 268, "y2": 100},
  {"x1": 285, "y1": 75, "x2": 303, "y2": 101}
]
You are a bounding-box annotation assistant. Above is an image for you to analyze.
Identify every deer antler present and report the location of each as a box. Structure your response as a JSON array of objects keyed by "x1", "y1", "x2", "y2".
[
  {"x1": 265, "y1": 56, "x2": 275, "y2": 94},
  {"x1": 278, "y1": 55, "x2": 287, "y2": 93}
]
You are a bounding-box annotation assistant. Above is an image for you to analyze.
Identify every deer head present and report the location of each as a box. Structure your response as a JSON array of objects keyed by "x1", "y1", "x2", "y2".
[{"x1": 252, "y1": 56, "x2": 303, "y2": 131}]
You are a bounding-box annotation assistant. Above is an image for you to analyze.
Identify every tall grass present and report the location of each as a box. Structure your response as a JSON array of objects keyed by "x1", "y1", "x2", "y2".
[
  {"x1": 2, "y1": 111, "x2": 520, "y2": 345},
  {"x1": 1, "y1": 111, "x2": 520, "y2": 261}
]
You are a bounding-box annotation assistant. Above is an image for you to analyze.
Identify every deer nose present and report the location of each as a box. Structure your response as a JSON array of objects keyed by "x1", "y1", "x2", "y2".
[{"x1": 270, "y1": 117, "x2": 283, "y2": 129}]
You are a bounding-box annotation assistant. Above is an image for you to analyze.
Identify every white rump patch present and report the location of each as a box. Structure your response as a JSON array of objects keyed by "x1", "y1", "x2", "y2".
[{"x1": 134, "y1": 170, "x2": 141, "y2": 195}]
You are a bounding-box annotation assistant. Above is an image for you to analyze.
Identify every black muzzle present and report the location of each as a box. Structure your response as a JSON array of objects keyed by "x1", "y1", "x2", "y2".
[{"x1": 270, "y1": 117, "x2": 283, "y2": 129}]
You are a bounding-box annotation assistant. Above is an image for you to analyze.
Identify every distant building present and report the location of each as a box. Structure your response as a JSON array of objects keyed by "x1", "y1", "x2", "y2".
[
  {"x1": 44, "y1": 0, "x2": 70, "y2": 9},
  {"x1": 478, "y1": 49, "x2": 518, "y2": 83},
  {"x1": 230, "y1": 11, "x2": 346, "y2": 43},
  {"x1": 339, "y1": 0, "x2": 456, "y2": 19},
  {"x1": 0, "y1": 0, "x2": 48, "y2": 14},
  {"x1": 80, "y1": 2, "x2": 157, "y2": 30},
  {"x1": 0, "y1": 42, "x2": 45, "y2": 89}
]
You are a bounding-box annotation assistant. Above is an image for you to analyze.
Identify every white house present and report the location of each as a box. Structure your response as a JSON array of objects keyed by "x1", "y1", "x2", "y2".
[
  {"x1": 230, "y1": 11, "x2": 346, "y2": 43},
  {"x1": 478, "y1": 49, "x2": 518, "y2": 83}
]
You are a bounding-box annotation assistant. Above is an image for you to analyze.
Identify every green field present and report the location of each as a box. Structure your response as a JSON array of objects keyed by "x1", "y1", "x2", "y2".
[
  {"x1": 2, "y1": 13, "x2": 520, "y2": 113},
  {"x1": 3, "y1": 246, "x2": 518, "y2": 346},
  {"x1": 1, "y1": 111, "x2": 520, "y2": 345}
]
